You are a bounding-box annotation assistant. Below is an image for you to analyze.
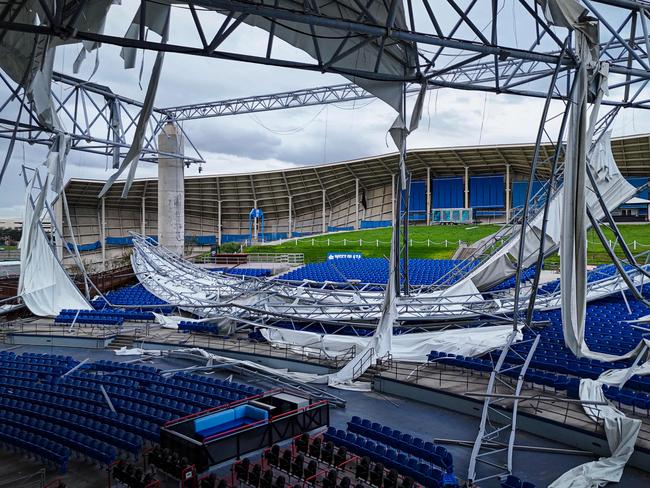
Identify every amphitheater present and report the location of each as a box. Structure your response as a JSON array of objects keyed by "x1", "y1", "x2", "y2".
[{"x1": 2, "y1": 2, "x2": 650, "y2": 488}]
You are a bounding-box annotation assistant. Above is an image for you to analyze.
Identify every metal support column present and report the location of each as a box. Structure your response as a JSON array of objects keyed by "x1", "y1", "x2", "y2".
[
  {"x1": 288, "y1": 195, "x2": 292, "y2": 237},
  {"x1": 391, "y1": 173, "x2": 396, "y2": 223},
  {"x1": 426, "y1": 167, "x2": 431, "y2": 225},
  {"x1": 101, "y1": 197, "x2": 106, "y2": 271},
  {"x1": 322, "y1": 189, "x2": 326, "y2": 234},
  {"x1": 505, "y1": 164, "x2": 511, "y2": 221},
  {"x1": 464, "y1": 166, "x2": 470, "y2": 209},
  {"x1": 141, "y1": 196, "x2": 146, "y2": 237},
  {"x1": 355, "y1": 178, "x2": 360, "y2": 230},
  {"x1": 217, "y1": 200, "x2": 222, "y2": 246}
]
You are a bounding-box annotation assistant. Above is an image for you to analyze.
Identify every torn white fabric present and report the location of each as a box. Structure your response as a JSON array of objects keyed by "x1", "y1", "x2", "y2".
[
  {"x1": 120, "y1": 2, "x2": 172, "y2": 69},
  {"x1": 44, "y1": 132, "x2": 70, "y2": 195},
  {"x1": 152, "y1": 313, "x2": 235, "y2": 335},
  {"x1": 260, "y1": 325, "x2": 521, "y2": 364},
  {"x1": 99, "y1": 5, "x2": 170, "y2": 199},
  {"x1": 549, "y1": 343, "x2": 650, "y2": 488},
  {"x1": 18, "y1": 172, "x2": 91, "y2": 317}
]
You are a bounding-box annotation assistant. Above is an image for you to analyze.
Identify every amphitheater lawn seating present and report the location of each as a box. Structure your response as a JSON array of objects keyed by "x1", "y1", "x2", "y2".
[{"x1": 0, "y1": 352, "x2": 264, "y2": 472}]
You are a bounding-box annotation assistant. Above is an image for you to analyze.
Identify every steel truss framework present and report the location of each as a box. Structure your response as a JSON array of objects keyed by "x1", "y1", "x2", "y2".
[
  {"x1": 2, "y1": 1, "x2": 650, "y2": 165},
  {"x1": 3, "y1": 1, "x2": 650, "y2": 485}
]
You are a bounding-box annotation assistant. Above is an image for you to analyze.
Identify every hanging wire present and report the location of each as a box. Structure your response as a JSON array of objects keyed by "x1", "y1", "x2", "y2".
[
  {"x1": 248, "y1": 105, "x2": 327, "y2": 135},
  {"x1": 478, "y1": 92, "x2": 489, "y2": 145}
]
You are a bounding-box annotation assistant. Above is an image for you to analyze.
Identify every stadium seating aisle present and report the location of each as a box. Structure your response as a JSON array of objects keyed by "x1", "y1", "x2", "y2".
[
  {"x1": 0, "y1": 352, "x2": 264, "y2": 474},
  {"x1": 279, "y1": 258, "x2": 478, "y2": 286}
]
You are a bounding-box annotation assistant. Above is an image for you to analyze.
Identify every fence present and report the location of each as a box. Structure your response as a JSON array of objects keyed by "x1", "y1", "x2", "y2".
[
  {"x1": 0, "y1": 250, "x2": 19, "y2": 261},
  {"x1": 196, "y1": 253, "x2": 304, "y2": 265}
]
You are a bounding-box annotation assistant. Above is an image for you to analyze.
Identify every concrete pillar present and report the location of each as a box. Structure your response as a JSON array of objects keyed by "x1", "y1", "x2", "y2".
[
  {"x1": 288, "y1": 196, "x2": 292, "y2": 237},
  {"x1": 157, "y1": 122, "x2": 185, "y2": 256},
  {"x1": 464, "y1": 166, "x2": 469, "y2": 209},
  {"x1": 505, "y1": 164, "x2": 511, "y2": 221},
  {"x1": 355, "y1": 178, "x2": 360, "y2": 230},
  {"x1": 322, "y1": 189, "x2": 326, "y2": 234},
  {"x1": 217, "y1": 200, "x2": 222, "y2": 246},
  {"x1": 426, "y1": 167, "x2": 431, "y2": 225},
  {"x1": 141, "y1": 196, "x2": 146, "y2": 236},
  {"x1": 100, "y1": 197, "x2": 106, "y2": 271}
]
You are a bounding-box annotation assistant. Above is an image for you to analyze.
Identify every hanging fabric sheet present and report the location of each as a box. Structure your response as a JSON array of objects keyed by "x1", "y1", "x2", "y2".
[
  {"x1": 18, "y1": 172, "x2": 91, "y2": 317},
  {"x1": 549, "y1": 341, "x2": 650, "y2": 488}
]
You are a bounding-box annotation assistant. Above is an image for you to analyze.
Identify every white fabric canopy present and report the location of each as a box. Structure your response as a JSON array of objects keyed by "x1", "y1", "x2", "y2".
[
  {"x1": 18, "y1": 173, "x2": 91, "y2": 317},
  {"x1": 260, "y1": 325, "x2": 520, "y2": 364}
]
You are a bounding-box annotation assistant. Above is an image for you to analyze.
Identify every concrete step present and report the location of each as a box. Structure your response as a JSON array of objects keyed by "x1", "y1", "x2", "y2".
[{"x1": 107, "y1": 335, "x2": 134, "y2": 350}]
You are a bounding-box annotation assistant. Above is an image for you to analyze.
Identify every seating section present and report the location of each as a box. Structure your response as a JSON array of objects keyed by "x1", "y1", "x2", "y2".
[
  {"x1": 178, "y1": 321, "x2": 226, "y2": 335},
  {"x1": 54, "y1": 309, "x2": 156, "y2": 326},
  {"x1": 345, "y1": 417, "x2": 454, "y2": 471},
  {"x1": 0, "y1": 352, "x2": 263, "y2": 473},
  {"x1": 279, "y1": 258, "x2": 477, "y2": 286},
  {"x1": 323, "y1": 418, "x2": 455, "y2": 488},
  {"x1": 210, "y1": 267, "x2": 272, "y2": 277},
  {"x1": 427, "y1": 287, "x2": 650, "y2": 414},
  {"x1": 91, "y1": 284, "x2": 173, "y2": 314}
]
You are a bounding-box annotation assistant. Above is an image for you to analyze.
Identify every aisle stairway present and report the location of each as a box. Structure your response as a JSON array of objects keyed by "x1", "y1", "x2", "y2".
[{"x1": 107, "y1": 335, "x2": 134, "y2": 350}]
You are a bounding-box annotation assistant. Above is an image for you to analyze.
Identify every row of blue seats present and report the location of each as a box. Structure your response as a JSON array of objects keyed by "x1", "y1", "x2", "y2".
[
  {"x1": 0, "y1": 351, "x2": 76, "y2": 365},
  {"x1": 0, "y1": 388, "x2": 160, "y2": 440},
  {"x1": 90, "y1": 359, "x2": 159, "y2": 374},
  {"x1": 54, "y1": 315, "x2": 124, "y2": 326},
  {"x1": 324, "y1": 428, "x2": 446, "y2": 488},
  {"x1": 280, "y1": 258, "x2": 478, "y2": 286},
  {"x1": 0, "y1": 374, "x2": 176, "y2": 429},
  {"x1": 59, "y1": 377, "x2": 202, "y2": 417},
  {"x1": 178, "y1": 321, "x2": 224, "y2": 335},
  {"x1": 59, "y1": 309, "x2": 154, "y2": 322},
  {"x1": 0, "y1": 424, "x2": 70, "y2": 472},
  {"x1": 92, "y1": 284, "x2": 173, "y2": 314},
  {"x1": 349, "y1": 417, "x2": 453, "y2": 470},
  {"x1": 174, "y1": 371, "x2": 264, "y2": 396},
  {"x1": 0, "y1": 396, "x2": 140, "y2": 453},
  {"x1": 0, "y1": 410, "x2": 116, "y2": 465},
  {"x1": 428, "y1": 352, "x2": 650, "y2": 413},
  {"x1": 209, "y1": 267, "x2": 272, "y2": 277}
]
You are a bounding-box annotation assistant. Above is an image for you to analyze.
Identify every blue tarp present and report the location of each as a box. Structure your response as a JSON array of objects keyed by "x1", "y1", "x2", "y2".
[
  {"x1": 66, "y1": 241, "x2": 101, "y2": 252},
  {"x1": 186, "y1": 235, "x2": 217, "y2": 246},
  {"x1": 470, "y1": 175, "x2": 504, "y2": 208},
  {"x1": 432, "y1": 177, "x2": 463, "y2": 208},
  {"x1": 328, "y1": 226, "x2": 354, "y2": 232},
  {"x1": 408, "y1": 180, "x2": 426, "y2": 220}
]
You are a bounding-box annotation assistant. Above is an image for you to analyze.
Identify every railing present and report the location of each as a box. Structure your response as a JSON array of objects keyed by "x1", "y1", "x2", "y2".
[
  {"x1": 195, "y1": 253, "x2": 304, "y2": 265},
  {"x1": 0, "y1": 250, "x2": 19, "y2": 261},
  {"x1": 379, "y1": 360, "x2": 650, "y2": 446},
  {"x1": 351, "y1": 347, "x2": 375, "y2": 380}
]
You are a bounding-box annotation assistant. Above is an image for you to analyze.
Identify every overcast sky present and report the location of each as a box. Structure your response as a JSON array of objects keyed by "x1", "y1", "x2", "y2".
[{"x1": 1, "y1": 0, "x2": 649, "y2": 217}]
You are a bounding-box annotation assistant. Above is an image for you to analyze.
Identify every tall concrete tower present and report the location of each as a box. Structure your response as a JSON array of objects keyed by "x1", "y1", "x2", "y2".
[{"x1": 157, "y1": 122, "x2": 185, "y2": 256}]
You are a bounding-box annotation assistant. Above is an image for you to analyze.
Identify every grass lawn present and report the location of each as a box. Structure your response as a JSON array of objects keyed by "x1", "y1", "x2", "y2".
[
  {"x1": 246, "y1": 223, "x2": 650, "y2": 265},
  {"x1": 545, "y1": 223, "x2": 650, "y2": 266},
  {"x1": 0, "y1": 245, "x2": 17, "y2": 251},
  {"x1": 245, "y1": 224, "x2": 500, "y2": 262}
]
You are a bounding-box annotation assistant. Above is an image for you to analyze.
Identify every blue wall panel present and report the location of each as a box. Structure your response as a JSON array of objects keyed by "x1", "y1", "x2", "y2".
[
  {"x1": 627, "y1": 177, "x2": 649, "y2": 199},
  {"x1": 432, "y1": 177, "x2": 464, "y2": 208},
  {"x1": 470, "y1": 175, "x2": 504, "y2": 208},
  {"x1": 409, "y1": 180, "x2": 426, "y2": 220},
  {"x1": 512, "y1": 180, "x2": 545, "y2": 208}
]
